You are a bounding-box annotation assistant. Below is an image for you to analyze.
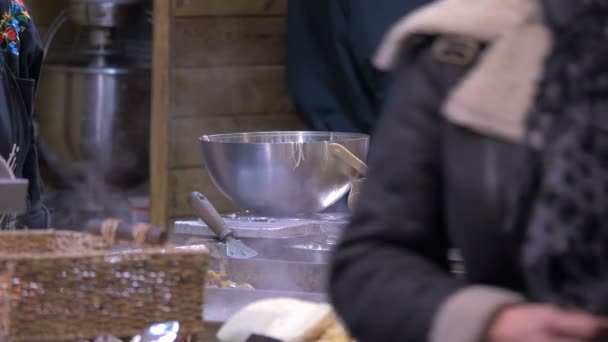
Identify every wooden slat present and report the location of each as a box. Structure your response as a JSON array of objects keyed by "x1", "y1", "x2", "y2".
[
  {"x1": 36, "y1": 23, "x2": 76, "y2": 43},
  {"x1": 37, "y1": 22, "x2": 80, "y2": 62},
  {"x1": 169, "y1": 115, "x2": 239, "y2": 168},
  {"x1": 234, "y1": 113, "x2": 307, "y2": 132},
  {"x1": 168, "y1": 167, "x2": 237, "y2": 219},
  {"x1": 27, "y1": 0, "x2": 69, "y2": 26},
  {"x1": 173, "y1": 0, "x2": 287, "y2": 16},
  {"x1": 150, "y1": 0, "x2": 172, "y2": 227},
  {"x1": 169, "y1": 113, "x2": 307, "y2": 167},
  {"x1": 172, "y1": 66, "x2": 294, "y2": 117},
  {"x1": 173, "y1": 17, "x2": 285, "y2": 67}
]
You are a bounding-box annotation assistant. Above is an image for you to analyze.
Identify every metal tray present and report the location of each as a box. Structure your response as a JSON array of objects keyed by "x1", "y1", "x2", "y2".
[
  {"x1": 0, "y1": 179, "x2": 28, "y2": 214},
  {"x1": 171, "y1": 219, "x2": 339, "y2": 264},
  {"x1": 173, "y1": 218, "x2": 317, "y2": 239},
  {"x1": 173, "y1": 236, "x2": 334, "y2": 264},
  {"x1": 203, "y1": 256, "x2": 330, "y2": 322},
  {"x1": 204, "y1": 288, "x2": 327, "y2": 323},
  {"x1": 209, "y1": 257, "x2": 329, "y2": 293}
]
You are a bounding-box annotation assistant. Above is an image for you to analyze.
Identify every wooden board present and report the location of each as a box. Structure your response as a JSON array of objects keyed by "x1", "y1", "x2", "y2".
[
  {"x1": 27, "y1": 0, "x2": 69, "y2": 26},
  {"x1": 235, "y1": 112, "x2": 306, "y2": 133},
  {"x1": 173, "y1": 0, "x2": 287, "y2": 16},
  {"x1": 150, "y1": 0, "x2": 172, "y2": 227},
  {"x1": 169, "y1": 113, "x2": 307, "y2": 168},
  {"x1": 172, "y1": 17, "x2": 286, "y2": 67},
  {"x1": 169, "y1": 115, "x2": 239, "y2": 168},
  {"x1": 172, "y1": 66, "x2": 294, "y2": 117},
  {"x1": 152, "y1": 0, "x2": 295, "y2": 226},
  {"x1": 168, "y1": 167, "x2": 237, "y2": 219},
  {"x1": 36, "y1": 22, "x2": 77, "y2": 44}
]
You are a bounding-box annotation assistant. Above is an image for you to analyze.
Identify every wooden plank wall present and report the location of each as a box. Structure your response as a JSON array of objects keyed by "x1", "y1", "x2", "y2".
[
  {"x1": 151, "y1": 0, "x2": 307, "y2": 227},
  {"x1": 26, "y1": 0, "x2": 69, "y2": 28},
  {"x1": 26, "y1": 0, "x2": 71, "y2": 47}
]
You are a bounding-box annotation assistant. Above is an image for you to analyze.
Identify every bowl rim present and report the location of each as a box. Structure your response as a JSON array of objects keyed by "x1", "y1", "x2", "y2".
[{"x1": 199, "y1": 131, "x2": 370, "y2": 144}]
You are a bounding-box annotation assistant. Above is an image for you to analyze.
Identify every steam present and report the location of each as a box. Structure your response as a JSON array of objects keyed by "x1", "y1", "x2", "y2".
[{"x1": 44, "y1": 164, "x2": 134, "y2": 231}]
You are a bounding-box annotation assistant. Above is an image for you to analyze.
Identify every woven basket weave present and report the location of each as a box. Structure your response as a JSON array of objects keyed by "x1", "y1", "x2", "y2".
[{"x1": 0, "y1": 230, "x2": 209, "y2": 342}]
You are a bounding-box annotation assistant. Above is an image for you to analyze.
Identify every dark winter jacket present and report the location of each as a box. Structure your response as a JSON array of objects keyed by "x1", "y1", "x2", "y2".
[{"x1": 330, "y1": 0, "x2": 558, "y2": 341}]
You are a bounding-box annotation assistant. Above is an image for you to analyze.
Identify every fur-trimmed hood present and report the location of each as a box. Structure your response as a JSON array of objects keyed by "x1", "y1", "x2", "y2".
[{"x1": 374, "y1": 0, "x2": 553, "y2": 144}]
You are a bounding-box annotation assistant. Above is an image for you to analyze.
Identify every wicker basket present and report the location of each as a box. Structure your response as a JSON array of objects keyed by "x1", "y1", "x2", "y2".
[{"x1": 0, "y1": 230, "x2": 209, "y2": 342}]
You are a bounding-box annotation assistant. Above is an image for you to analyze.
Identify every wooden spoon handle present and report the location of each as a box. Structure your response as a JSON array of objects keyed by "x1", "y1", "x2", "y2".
[
  {"x1": 329, "y1": 143, "x2": 368, "y2": 176},
  {"x1": 86, "y1": 219, "x2": 167, "y2": 245},
  {"x1": 188, "y1": 191, "x2": 233, "y2": 241},
  {"x1": 348, "y1": 177, "x2": 364, "y2": 210}
]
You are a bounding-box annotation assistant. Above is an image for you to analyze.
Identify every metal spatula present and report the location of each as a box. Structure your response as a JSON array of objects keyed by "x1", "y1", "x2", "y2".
[{"x1": 188, "y1": 192, "x2": 258, "y2": 259}]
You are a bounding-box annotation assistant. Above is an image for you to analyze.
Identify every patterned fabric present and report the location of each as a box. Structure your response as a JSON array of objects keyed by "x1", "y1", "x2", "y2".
[
  {"x1": 0, "y1": 0, "x2": 29, "y2": 55},
  {"x1": 508, "y1": 0, "x2": 608, "y2": 314}
]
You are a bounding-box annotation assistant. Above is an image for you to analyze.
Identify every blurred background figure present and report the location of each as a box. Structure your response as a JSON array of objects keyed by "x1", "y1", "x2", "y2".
[{"x1": 286, "y1": 0, "x2": 429, "y2": 134}]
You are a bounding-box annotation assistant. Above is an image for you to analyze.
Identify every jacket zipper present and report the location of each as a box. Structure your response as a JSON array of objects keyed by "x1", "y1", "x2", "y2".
[{"x1": 483, "y1": 139, "x2": 500, "y2": 219}]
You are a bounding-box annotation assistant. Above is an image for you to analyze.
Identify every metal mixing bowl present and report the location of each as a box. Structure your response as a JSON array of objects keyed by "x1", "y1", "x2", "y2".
[{"x1": 200, "y1": 131, "x2": 369, "y2": 217}]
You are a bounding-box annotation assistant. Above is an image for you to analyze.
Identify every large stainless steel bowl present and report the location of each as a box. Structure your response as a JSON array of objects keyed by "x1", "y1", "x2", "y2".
[{"x1": 200, "y1": 131, "x2": 369, "y2": 217}]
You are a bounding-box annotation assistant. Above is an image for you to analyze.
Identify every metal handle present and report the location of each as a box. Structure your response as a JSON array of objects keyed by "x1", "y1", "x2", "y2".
[
  {"x1": 188, "y1": 192, "x2": 233, "y2": 241},
  {"x1": 329, "y1": 143, "x2": 368, "y2": 176}
]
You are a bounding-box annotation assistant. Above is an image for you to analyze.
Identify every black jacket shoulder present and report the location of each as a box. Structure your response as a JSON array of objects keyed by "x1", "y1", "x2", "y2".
[{"x1": 330, "y1": 35, "x2": 486, "y2": 342}]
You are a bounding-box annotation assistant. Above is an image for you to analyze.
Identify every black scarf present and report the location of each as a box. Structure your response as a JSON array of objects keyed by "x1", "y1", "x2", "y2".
[{"x1": 508, "y1": 0, "x2": 608, "y2": 314}]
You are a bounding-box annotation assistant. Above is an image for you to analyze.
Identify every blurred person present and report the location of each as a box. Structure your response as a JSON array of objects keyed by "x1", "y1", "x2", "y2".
[
  {"x1": 286, "y1": 0, "x2": 429, "y2": 134},
  {"x1": 331, "y1": 0, "x2": 608, "y2": 341},
  {"x1": 0, "y1": 0, "x2": 48, "y2": 229}
]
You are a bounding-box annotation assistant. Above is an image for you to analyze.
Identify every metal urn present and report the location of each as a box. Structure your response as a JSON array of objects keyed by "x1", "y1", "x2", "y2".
[{"x1": 35, "y1": 0, "x2": 151, "y2": 189}]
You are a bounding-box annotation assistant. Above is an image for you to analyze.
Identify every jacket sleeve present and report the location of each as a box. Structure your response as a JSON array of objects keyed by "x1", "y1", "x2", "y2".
[{"x1": 329, "y1": 41, "x2": 523, "y2": 342}]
